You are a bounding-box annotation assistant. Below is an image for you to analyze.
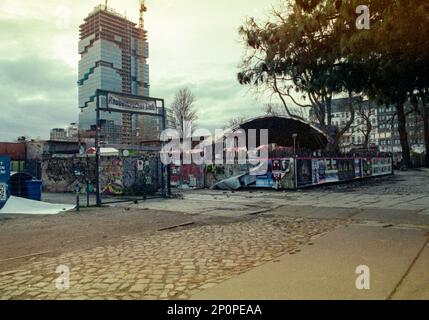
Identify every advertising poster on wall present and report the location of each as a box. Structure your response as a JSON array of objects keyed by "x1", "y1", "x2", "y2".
[
  {"x1": 318, "y1": 159, "x2": 326, "y2": 183},
  {"x1": 371, "y1": 158, "x2": 393, "y2": 176},
  {"x1": 362, "y1": 158, "x2": 372, "y2": 177},
  {"x1": 385, "y1": 158, "x2": 393, "y2": 174},
  {"x1": 338, "y1": 159, "x2": 355, "y2": 181},
  {"x1": 281, "y1": 159, "x2": 290, "y2": 172},
  {"x1": 279, "y1": 158, "x2": 296, "y2": 189},
  {"x1": 354, "y1": 159, "x2": 362, "y2": 178},
  {"x1": 297, "y1": 159, "x2": 312, "y2": 187},
  {"x1": 256, "y1": 160, "x2": 274, "y2": 187},
  {"x1": 312, "y1": 160, "x2": 319, "y2": 185},
  {"x1": 272, "y1": 160, "x2": 281, "y2": 171},
  {"x1": 271, "y1": 160, "x2": 281, "y2": 189},
  {"x1": 372, "y1": 158, "x2": 380, "y2": 176},
  {"x1": 255, "y1": 173, "x2": 273, "y2": 187},
  {"x1": 324, "y1": 159, "x2": 339, "y2": 183},
  {"x1": 311, "y1": 159, "x2": 326, "y2": 185}
]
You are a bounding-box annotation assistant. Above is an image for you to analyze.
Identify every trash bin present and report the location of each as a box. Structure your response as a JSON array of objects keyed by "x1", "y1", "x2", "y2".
[
  {"x1": 26, "y1": 180, "x2": 42, "y2": 201},
  {"x1": 10, "y1": 172, "x2": 32, "y2": 198}
]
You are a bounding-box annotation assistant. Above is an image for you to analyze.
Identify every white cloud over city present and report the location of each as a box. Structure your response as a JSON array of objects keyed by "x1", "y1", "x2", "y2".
[{"x1": 0, "y1": 0, "x2": 278, "y2": 141}]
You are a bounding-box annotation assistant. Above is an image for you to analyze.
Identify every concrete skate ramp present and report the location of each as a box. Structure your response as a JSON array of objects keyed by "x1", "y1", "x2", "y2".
[
  {"x1": 0, "y1": 196, "x2": 75, "y2": 215},
  {"x1": 211, "y1": 173, "x2": 256, "y2": 190}
]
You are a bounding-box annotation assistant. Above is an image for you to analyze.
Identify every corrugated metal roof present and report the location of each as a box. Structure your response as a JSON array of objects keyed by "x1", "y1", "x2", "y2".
[{"x1": 0, "y1": 143, "x2": 25, "y2": 160}]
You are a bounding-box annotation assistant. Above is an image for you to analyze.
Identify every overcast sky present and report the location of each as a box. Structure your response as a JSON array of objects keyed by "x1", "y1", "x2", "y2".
[{"x1": 0, "y1": 0, "x2": 279, "y2": 141}]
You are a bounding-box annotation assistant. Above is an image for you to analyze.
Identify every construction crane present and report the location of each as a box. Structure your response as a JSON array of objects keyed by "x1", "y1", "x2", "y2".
[
  {"x1": 138, "y1": 0, "x2": 148, "y2": 96},
  {"x1": 139, "y1": 0, "x2": 147, "y2": 29}
]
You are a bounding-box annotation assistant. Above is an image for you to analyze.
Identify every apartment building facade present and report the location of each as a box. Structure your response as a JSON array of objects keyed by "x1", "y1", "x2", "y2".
[{"x1": 310, "y1": 98, "x2": 425, "y2": 155}]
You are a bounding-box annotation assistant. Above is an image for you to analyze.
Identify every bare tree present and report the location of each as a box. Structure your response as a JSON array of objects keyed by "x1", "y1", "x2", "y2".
[
  {"x1": 264, "y1": 103, "x2": 307, "y2": 119},
  {"x1": 351, "y1": 101, "x2": 377, "y2": 148},
  {"x1": 224, "y1": 116, "x2": 249, "y2": 130},
  {"x1": 168, "y1": 88, "x2": 198, "y2": 137}
]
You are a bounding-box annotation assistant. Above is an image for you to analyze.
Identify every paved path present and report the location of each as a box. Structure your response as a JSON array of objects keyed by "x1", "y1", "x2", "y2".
[
  {"x1": 191, "y1": 223, "x2": 429, "y2": 300},
  {"x1": 132, "y1": 171, "x2": 429, "y2": 217}
]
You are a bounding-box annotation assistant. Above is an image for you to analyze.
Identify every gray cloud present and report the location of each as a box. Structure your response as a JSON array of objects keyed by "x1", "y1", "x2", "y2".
[
  {"x1": 151, "y1": 76, "x2": 265, "y2": 131},
  {"x1": 0, "y1": 55, "x2": 77, "y2": 141},
  {"x1": 0, "y1": 0, "x2": 275, "y2": 141},
  {"x1": 0, "y1": 57, "x2": 76, "y2": 92}
]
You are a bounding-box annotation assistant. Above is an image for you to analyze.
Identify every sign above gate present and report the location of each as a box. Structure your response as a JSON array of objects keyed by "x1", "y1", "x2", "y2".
[{"x1": 102, "y1": 93, "x2": 162, "y2": 115}]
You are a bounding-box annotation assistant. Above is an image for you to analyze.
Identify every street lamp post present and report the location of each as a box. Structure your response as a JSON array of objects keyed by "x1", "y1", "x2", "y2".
[
  {"x1": 292, "y1": 133, "x2": 298, "y2": 157},
  {"x1": 292, "y1": 133, "x2": 298, "y2": 190}
]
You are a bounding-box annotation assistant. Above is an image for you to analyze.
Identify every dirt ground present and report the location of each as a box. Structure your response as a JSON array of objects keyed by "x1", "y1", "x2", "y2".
[{"x1": 0, "y1": 207, "x2": 203, "y2": 272}]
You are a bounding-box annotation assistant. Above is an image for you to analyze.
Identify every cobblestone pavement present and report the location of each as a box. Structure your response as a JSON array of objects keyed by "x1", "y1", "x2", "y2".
[{"x1": 0, "y1": 216, "x2": 347, "y2": 300}]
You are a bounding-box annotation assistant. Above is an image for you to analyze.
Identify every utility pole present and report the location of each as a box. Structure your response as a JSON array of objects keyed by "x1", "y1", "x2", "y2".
[
  {"x1": 95, "y1": 92, "x2": 101, "y2": 207},
  {"x1": 292, "y1": 133, "x2": 298, "y2": 190}
]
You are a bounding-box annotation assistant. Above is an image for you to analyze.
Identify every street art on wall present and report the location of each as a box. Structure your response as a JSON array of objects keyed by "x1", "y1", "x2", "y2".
[
  {"x1": 371, "y1": 158, "x2": 393, "y2": 176},
  {"x1": 100, "y1": 154, "x2": 161, "y2": 196},
  {"x1": 296, "y1": 157, "x2": 392, "y2": 189},
  {"x1": 205, "y1": 164, "x2": 249, "y2": 189},
  {"x1": 297, "y1": 159, "x2": 312, "y2": 187},
  {"x1": 275, "y1": 159, "x2": 295, "y2": 190},
  {"x1": 324, "y1": 159, "x2": 340, "y2": 183},
  {"x1": 354, "y1": 159, "x2": 362, "y2": 178},
  {"x1": 255, "y1": 172, "x2": 273, "y2": 187},
  {"x1": 338, "y1": 159, "x2": 355, "y2": 181},
  {"x1": 187, "y1": 156, "x2": 392, "y2": 191},
  {"x1": 100, "y1": 157, "x2": 123, "y2": 195},
  {"x1": 362, "y1": 158, "x2": 372, "y2": 177},
  {"x1": 43, "y1": 158, "x2": 82, "y2": 192},
  {"x1": 42, "y1": 152, "x2": 161, "y2": 195},
  {"x1": 122, "y1": 155, "x2": 160, "y2": 194},
  {"x1": 208, "y1": 159, "x2": 295, "y2": 190},
  {"x1": 170, "y1": 164, "x2": 205, "y2": 189}
]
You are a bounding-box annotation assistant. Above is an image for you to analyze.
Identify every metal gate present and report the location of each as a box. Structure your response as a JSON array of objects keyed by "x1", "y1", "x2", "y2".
[{"x1": 92, "y1": 90, "x2": 170, "y2": 205}]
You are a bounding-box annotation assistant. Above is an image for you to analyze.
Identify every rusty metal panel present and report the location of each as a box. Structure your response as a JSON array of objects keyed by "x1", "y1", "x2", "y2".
[{"x1": 0, "y1": 143, "x2": 26, "y2": 160}]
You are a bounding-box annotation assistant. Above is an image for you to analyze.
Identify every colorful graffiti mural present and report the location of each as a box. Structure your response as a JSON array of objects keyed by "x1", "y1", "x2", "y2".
[
  {"x1": 170, "y1": 164, "x2": 205, "y2": 189},
  {"x1": 296, "y1": 157, "x2": 392, "y2": 188},
  {"x1": 42, "y1": 152, "x2": 161, "y2": 195},
  {"x1": 100, "y1": 157, "x2": 123, "y2": 195},
  {"x1": 43, "y1": 158, "x2": 91, "y2": 192}
]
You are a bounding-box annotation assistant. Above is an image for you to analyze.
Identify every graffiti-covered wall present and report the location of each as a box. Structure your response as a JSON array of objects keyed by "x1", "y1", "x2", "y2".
[
  {"x1": 169, "y1": 163, "x2": 254, "y2": 190},
  {"x1": 170, "y1": 164, "x2": 205, "y2": 189},
  {"x1": 296, "y1": 157, "x2": 393, "y2": 188},
  {"x1": 42, "y1": 157, "x2": 96, "y2": 192},
  {"x1": 170, "y1": 161, "x2": 297, "y2": 190},
  {"x1": 42, "y1": 152, "x2": 161, "y2": 195},
  {"x1": 100, "y1": 154, "x2": 160, "y2": 196},
  {"x1": 201, "y1": 156, "x2": 392, "y2": 190},
  {"x1": 205, "y1": 164, "x2": 251, "y2": 188}
]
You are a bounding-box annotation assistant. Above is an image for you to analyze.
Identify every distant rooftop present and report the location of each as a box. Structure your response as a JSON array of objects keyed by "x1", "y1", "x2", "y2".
[{"x1": 86, "y1": 4, "x2": 134, "y2": 23}]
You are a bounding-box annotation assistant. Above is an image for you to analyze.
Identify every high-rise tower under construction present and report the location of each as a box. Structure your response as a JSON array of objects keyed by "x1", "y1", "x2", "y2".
[{"x1": 78, "y1": 3, "x2": 150, "y2": 145}]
